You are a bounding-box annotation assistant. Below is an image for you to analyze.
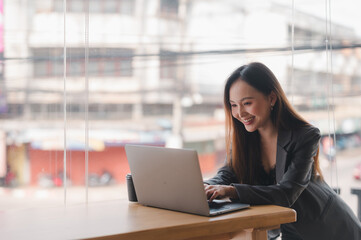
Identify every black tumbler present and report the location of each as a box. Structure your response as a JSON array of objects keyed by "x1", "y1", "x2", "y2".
[{"x1": 126, "y1": 173, "x2": 137, "y2": 202}]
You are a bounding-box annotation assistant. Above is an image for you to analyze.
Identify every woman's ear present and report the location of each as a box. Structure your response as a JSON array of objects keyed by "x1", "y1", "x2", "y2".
[{"x1": 269, "y1": 91, "x2": 277, "y2": 106}]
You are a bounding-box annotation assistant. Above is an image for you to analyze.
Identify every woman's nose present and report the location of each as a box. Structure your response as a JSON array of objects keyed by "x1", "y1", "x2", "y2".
[{"x1": 237, "y1": 106, "x2": 244, "y2": 118}]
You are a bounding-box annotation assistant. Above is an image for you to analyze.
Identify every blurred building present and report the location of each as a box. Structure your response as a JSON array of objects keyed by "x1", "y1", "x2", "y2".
[{"x1": 2, "y1": 0, "x2": 361, "y2": 129}]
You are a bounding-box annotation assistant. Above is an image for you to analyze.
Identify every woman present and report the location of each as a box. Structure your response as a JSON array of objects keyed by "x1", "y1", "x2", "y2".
[{"x1": 204, "y1": 62, "x2": 361, "y2": 240}]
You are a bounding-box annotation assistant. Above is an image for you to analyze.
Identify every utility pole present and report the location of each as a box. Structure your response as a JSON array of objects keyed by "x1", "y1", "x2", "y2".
[
  {"x1": 167, "y1": 0, "x2": 187, "y2": 148},
  {"x1": 133, "y1": 0, "x2": 147, "y2": 121}
]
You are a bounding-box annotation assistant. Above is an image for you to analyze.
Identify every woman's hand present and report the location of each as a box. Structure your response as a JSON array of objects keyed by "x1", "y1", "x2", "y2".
[{"x1": 204, "y1": 184, "x2": 238, "y2": 202}]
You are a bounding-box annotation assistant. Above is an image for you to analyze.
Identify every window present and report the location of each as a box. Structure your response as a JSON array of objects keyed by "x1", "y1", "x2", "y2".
[
  {"x1": 7, "y1": 104, "x2": 24, "y2": 118},
  {"x1": 2, "y1": 0, "x2": 361, "y2": 217},
  {"x1": 32, "y1": 48, "x2": 133, "y2": 77},
  {"x1": 52, "y1": 0, "x2": 135, "y2": 14},
  {"x1": 160, "y1": 0, "x2": 179, "y2": 16},
  {"x1": 289, "y1": 25, "x2": 325, "y2": 45},
  {"x1": 160, "y1": 51, "x2": 178, "y2": 81}
]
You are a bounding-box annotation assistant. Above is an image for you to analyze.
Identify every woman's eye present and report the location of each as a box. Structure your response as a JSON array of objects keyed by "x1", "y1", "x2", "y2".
[
  {"x1": 230, "y1": 104, "x2": 237, "y2": 108},
  {"x1": 243, "y1": 102, "x2": 251, "y2": 106}
]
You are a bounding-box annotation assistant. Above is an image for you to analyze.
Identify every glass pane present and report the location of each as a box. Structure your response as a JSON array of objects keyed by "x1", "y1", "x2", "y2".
[{"x1": 1, "y1": 0, "x2": 361, "y2": 219}]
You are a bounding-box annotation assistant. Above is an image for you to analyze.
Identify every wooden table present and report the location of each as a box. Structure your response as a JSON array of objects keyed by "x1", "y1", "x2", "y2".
[{"x1": 0, "y1": 199, "x2": 296, "y2": 240}]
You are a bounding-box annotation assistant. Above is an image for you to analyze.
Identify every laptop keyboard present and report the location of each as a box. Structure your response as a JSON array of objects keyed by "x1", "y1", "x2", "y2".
[{"x1": 208, "y1": 201, "x2": 231, "y2": 211}]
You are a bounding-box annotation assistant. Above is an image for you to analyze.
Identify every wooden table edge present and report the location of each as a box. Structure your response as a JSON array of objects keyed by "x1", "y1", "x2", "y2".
[{"x1": 89, "y1": 205, "x2": 296, "y2": 240}]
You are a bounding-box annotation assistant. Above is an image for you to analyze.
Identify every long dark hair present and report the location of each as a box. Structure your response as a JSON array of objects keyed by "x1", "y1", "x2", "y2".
[{"x1": 224, "y1": 62, "x2": 323, "y2": 184}]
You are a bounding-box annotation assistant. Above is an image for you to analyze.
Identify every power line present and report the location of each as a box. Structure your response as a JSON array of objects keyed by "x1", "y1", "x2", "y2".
[{"x1": 1, "y1": 42, "x2": 361, "y2": 62}]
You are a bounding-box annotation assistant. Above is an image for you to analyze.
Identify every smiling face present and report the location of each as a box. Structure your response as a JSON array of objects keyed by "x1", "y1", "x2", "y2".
[{"x1": 229, "y1": 79, "x2": 276, "y2": 133}]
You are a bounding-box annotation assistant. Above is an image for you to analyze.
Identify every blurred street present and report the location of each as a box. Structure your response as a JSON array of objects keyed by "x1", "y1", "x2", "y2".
[
  {"x1": 321, "y1": 147, "x2": 361, "y2": 217},
  {"x1": 1, "y1": 147, "x2": 361, "y2": 218},
  {"x1": 0, "y1": 184, "x2": 128, "y2": 211}
]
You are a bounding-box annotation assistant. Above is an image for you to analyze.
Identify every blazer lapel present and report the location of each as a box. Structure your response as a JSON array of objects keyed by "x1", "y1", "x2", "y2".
[{"x1": 276, "y1": 129, "x2": 292, "y2": 183}]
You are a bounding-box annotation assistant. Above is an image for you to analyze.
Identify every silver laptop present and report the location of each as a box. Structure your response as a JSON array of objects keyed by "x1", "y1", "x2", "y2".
[{"x1": 125, "y1": 144, "x2": 249, "y2": 216}]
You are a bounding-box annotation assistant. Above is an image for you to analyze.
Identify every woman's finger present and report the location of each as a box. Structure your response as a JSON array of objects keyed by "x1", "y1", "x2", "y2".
[
  {"x1": 205, "y1": 188, "x2": 214, "y2": 199},
  {"x1": 209, "y1": 190, "x2": 218, "y2": 202}
]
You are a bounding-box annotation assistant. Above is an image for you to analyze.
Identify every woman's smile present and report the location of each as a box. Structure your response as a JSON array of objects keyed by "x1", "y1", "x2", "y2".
[{"x1": 242, "y1": 116, "x2": 255, "y2": 125}]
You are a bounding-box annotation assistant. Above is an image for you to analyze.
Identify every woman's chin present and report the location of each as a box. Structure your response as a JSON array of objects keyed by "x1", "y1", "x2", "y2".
[{"x1": 244, "y1": 125, "x2": 258, "y2": 132}]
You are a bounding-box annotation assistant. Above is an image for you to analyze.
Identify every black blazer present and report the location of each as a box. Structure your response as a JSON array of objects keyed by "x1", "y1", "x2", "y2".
[{"x1": 205, "y1": 125, "x2": 361, "y2": 240}]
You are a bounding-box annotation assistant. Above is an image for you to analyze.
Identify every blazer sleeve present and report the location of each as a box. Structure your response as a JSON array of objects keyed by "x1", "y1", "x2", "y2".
[
  {"x1": 203, "y1": 165, "x2": 239, "y2": 185},
  {"x1": 231, "y1": 127, "x2": 321, "y2": 207}
]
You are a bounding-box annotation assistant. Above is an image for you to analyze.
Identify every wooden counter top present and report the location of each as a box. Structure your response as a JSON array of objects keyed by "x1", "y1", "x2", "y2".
[{"x1": 0, "y1": 199, "x2": 296, "y2": 240}]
